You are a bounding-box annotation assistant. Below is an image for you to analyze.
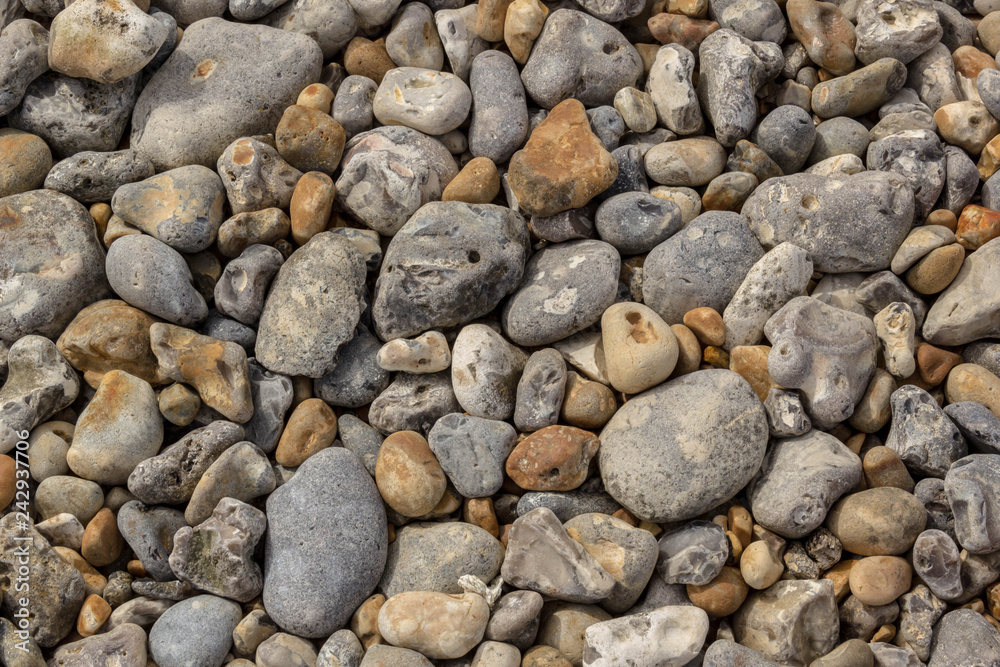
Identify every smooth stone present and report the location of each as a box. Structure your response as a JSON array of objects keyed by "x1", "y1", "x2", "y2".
[
  {"x1": 582, "y1": 606, "x2": 709, "y2": 667},
  {"x1": 643, "y1": 211, "x2": 764, "y2": 324},
  {"x1": 911, "y1": 529, "x2": 962, "y2": 601},
  {"x1": 427, "y1": 413, "x2": 517, "y2": 498},
  {"x1": 312, "y1": 325, "x2": 390, "y2": 409},
  {"x1": 216, "y1": 208, "x2": 290, "y2": 259},
  {"x1": 599, "y1": 369, "x2": 768, "y2": 522},
  {"x1": 891, "y1": 225, "x2": 956, "y2": 275},
  {"x1": 945, "y1": 454, "x2": 1000, "y2": 554},
  {"x1": 808, "y1": 117, "x2": 870, "y2": 165},
  {"x1": 378, "y1": 591, "x2": 488, "y2": 660},
  {"x1": 67, "y1": 370, "x2": 162, "y2": 486},
  {"x1": 0, "y1": 190, "x2": 109, "y2": 345},
  {"x1": 520, "y1": 9, "x2": 642, "y2": 109},
  {"x1": 255, "y1": 232, "x2": 366, "y2": 378},
  {"x1": 787, "y1": 0, "x2": 855, "y2": 75},
  {"x1": 657, "y1": 520, "x2": 729, "y2": 586},
  {"x1": 185, "y1": 441, "x2": 274, "y2": 525},
  {"x1": 368, "y1": 371, "x2": 461, "y2": 435},
  {"x1": 751, "y1": 105, "x2": 816, "y2": 174},
  {"x1": 276, "y1": 104, "x2": 346, "y2": 176},
  {"x1": 595, "y1": 192, "x2": 683, "y2": 256},
  {"x1": 130, "y1": 18, "x2": 322, "y2": 170},
  {"x1": 749, "y1": 430, "x2": 862, "y2": 539},
  {"x1": 373, "y1": 202, "x2": 528, "y2": 340},
  {"x1": 601, "y1": 302, "x2": 678, "y2": 394},
  {"x1": 944, "y1": 401, "x2": 1000, "y2": 455},
  {"x1": 333, "y1": 75, "x2": 378, "y2": 138},
  {"x1": 35, "y1": 476, "x2": 103, "y2": 524},
  {"x1": 467, "y1": 50, "x2": 527, "y2": 165},
  {"x1": 922, "y1": 238, "x2": 1000, "y2": 346},
  {"x1": 338, "y1": 413, "x2": 384, "y2": 476},
  {"x1": 256, "y1": 633, "x2": 319, "y2": 667},
  {"x1": 264, "y1": 448, "x2": 387, "y2": 638},
  {"x1": 644, "y1": 137, "x2": 726, "y2": 187},
  {"x1": 732, "y1": 580, "x2": 839, "y2": 665},
  {"x1": 359, "y1": 644, "x2": 433, "y2": 666},
  {"x1": 376, "y1": 430, "x2": 447, "y2": 517},
  {"x1": 501, "y1": 239, "x2": 620, "y2": 347},
  {"x1": 8, "y1": 72, "x2": 139, "y2": 158},
  {"x1": 0, "y1": 19, "x2": 49, "y2": 117},
  {"x1": 26, "y1": 422, "x2": 74, "y2": 483},
  {"x1": 812, "y1": 58, "x2": 907, "y2": 118},
  {"x1": 514, "y1": 349, "x2": 567, "y2": 432},
  {"x1": 45, "y1": 149, "x2": 154, "y2": 204},
  {"x1": 927, "y1": 609, "x2": 1000, "y2": 667},
  {"x1": 106, "y1": 234, "x2": 207, "y2": 327},
  {"x1": 117, "y1": 501, "x2": 187, "y2": 581},
  {"x1": 826, "y1": 487, "x2": 927, "y2": 556},
  {"x1": 485, "y1": 591, "x2": 543, "y2": 650},
  {"x1": 148, "y1": 595, "x2": 241, "y2": 667},
  {"x1": 506, "y1": 425, "x2": 599, "y2": 492},
  {"x1": 763, "y1": 297, "x2": 877, "y2": 429},
  {"x1": 386, "y1": 2, "x2": 443, "y2": 69},
  {"x1": 451, "y1": 324, "x2": 527, "y2": 420},
  {"x1": 374, "y1": 67, "x2": 471, "y2": 136},
  {"x1": 885, "y1": 385, "x2": 966, "y2": 478},
  {"x1": 0, "y1": 128, "x2": 50, "y2": 198},
  {"x1": 336, "y1": 126, "x2": 457, "y2": 235}
]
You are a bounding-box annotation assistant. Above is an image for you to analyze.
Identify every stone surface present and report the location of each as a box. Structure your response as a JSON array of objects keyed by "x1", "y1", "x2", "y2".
[
  {"x1": 378, "y1": 591, "x2": 489, "y2": 660},
  {"x1": 945, "y1": 454, "x2": 1000, "y2": 554},
  {"x1": 582, "y1": 606, "x2": 709, "y2": 667},
  {"x1": 923, "y1": 238, "x2": 1000, "y2": 345},
  {"x1": 427, "y1": 413, "x2": 517, "y2": 498},
  {"x1": 826, "y1": 487, "x2": 927, "y2": 556},
  {"x1": 732, "y1": 579, "x2": 839, "y2": 665},
  {"x1": 885, "y1": 385, "x2": 966, "y2": 478},
  {"x1": 148, "y1": 595, "x2": 241, "y2": 667}
]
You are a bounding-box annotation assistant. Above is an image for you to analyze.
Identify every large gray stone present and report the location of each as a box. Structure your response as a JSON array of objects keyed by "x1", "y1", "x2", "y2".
[
  {"x1": 469, "y1": 50, "x2": 528, "y2": 165},
  {"x1": 148, "y1": 595, "x2": 241, "y2": 667},
  {"x1": 922, "y1": 238, "x2": 1000, "y2": 345},
  {"x1": 945, "y1": 454, "x2": 1000, "y2": 554},
  {"x1": 427, "y1": 412, "x2": 518, "y2": 498},
  {"x1": 45, "y1": 149, "x2": 155, "y2": 205},
  {"x1": 0, "y1": 20, "x2": 49, "y2": 117}
]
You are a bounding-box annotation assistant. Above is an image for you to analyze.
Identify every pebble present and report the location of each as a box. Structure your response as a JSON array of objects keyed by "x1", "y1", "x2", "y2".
[
  {"x1": 912, "y1": 529, "x2": 962, "y2": 601},
  {"x1": 376, "y1": 431, "x2": 447, "y2": 517},
  {"x1": 427, "y1": 413, "x2": 516, "y2": 497},
  {"x1": 436, "y1": 5, "x2": 487, "y2": 81},
  {"x1": 561, "y1": 372, "x2": 616, "y2": 430},
  {"x1": 0, "y1": 19, "x2": 49, "y2": 118},
  {"x1": 928, "y1": 609, "x2": 1000, "y2": 666},
  {"x1": 787, "y1": 0, "x2": 856, "y2": 76},
  {"x1": 599, "y1": 369, "x2": 768, "y2": 522},
  {"x1": 764, "y1": 388, "x2": 812, "y2": 437},
  {"x1": 148, "y1": 594, "x2": 241, "y2": 667},
  {"x1": 885, "y1": 384, "x2": 966, "y2": 478},
  {"x1": 863, "y1": 445, "x2": 914, "y2": 492},
  {"x1": 185, "y1": 440, "x2": 275, "y2": 525},
  {"x1": 826, "y1": 487, "x2": 927, "y2": 556},
  {"x1": 0, "y1": 129, "x2": 50, "y2": 198},
  {"x1": 946, "y1": 454, "x2": 1000, "y2": 554},
  {"x1": 49, "y1": 622, "x2": 146, "y2": 667},
  {"x1": 582, "y1": 606, "x2": 708, "y2": 667},
  {"x1": 658, "y1": 520, "x2": 729, "y2": 586},
  {"x1": 946, "y1": 363, "x2": 1000, "y2": 418},
  {"x1": 378, "y1": 591, "x2": 489, "y2": 659},
  {"x1": 645, "y1": 136, "x2": 727, "y2": 186},
  {"x1": 601, "y1": 302, "x2": 678, "y2": 394},
  {"x1": 257, "y1": 633, "x2": 318, "y2": 667},
  {"x1": 595, "y1": 192, "x2": 683, "y2": 256},
  {"x1": 129, "y1": 422, "x2": 240, "y2": 505},
  {"x1": 733, "y1": 579, "x2": 838, "y2": 664},
  {"x1": 945, "y1": 401, "x2": 1000, "y2": 454},
  {"x1": 374, "y1": 68, "x2": 471, "y2": 136},
  {"x1": 848, "y1": 555, "x2": 912, "y2": 606},
  {"x1": 386, "y1": 3, "x2": 443, "y2": 69},
  {"x1": 368, "y1": 371, "x2": 461, "y2": 434}
]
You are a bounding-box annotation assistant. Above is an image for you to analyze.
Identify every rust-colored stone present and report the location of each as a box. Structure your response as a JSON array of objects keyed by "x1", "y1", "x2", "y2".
[
  {"x1": 687, "y1": 566, "x2": 748, "y2": 617},
  {"x1": 505, "y1": 425, "x2": 599, "y2": 491},
  {"x1": 507, "y1": 99, "x2": 618, "y2": 217},
  {"x1": 729, "y1": 345, "x2": 777, "y2": 402},
  {"x1": 275, "y1": 398, "x2": 338, "y2": 467},
  {"x1": 275, "y1": 105, "x2": 346, "y2": 175},
  {"x1": 344, "y1": 37, "x2": 395, "y2": 84},
  {"x1": 915, "y1": 342, "x2": 963, "y2": 386},
  {"x1": 375, "y1": 431, "x2": 447, "y2": 518},
  {"x1": 957, "y1": 204, "x2": 1000, "y2": 251},
  {"x1": 647, "y1": 13, "x2": 719, "y2": 52},
  {"x1": 787, "y1": 0, "x2": 856, "y2": 76},
  {"x1": 954, "y1": 45, "x2": 997, "y2": 79},
  {"x1": 442, "y1": 157, "x2": 500, "y2": 204},
  {"x1": 289, "y1": 171, "x2": 335, "y2": 246},
  {"x1": 683, "y1": 307, "x2": 726, "y2": 347},
  {"x1": 464, "y1": 498, "x2": 499, "y2": 537},
  {"x1": 351, "y1": 594, "x2": 386, "y2": 650},
  {"x1": 81, "y1": 508, "x2": 124, "y2": 567}
]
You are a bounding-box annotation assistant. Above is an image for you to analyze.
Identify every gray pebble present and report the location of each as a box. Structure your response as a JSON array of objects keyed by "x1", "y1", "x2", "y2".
[
  {"x1": 914, "y1": 477, "x2": 956, "y2": 542},
  {"x1": 979, "y1": 68, "x2": 1000, "y2": 122},
  {"x1": 0, "y1": 19, "x2": 48, "y2": 117},
  {"x1": 939, "y1": 145, "x2": 979, "y2": 216},
  {"x1": 214, "y1": 245, "x2": 283, "y2": 326},
  {"x1": 9, "y1": 72, "x2": 138, "y2": 158},
  {"x1": 520, "y1": 9, "x2": 642, "y2": 109},
  {"x1": 751, "y1": 105, "x2": 816, "y2": 174},
  {"x1": 106, "y1": 234, "x2": 208, "y2": 327},
  {"x1": 840, "y1": 595, "x2": 899, "y2": 642},
  {"x1": 764, "y1": 388, "x2": 812, "y2": 437},
  {"x1": 575, "y1": 0, "x2": 644, "y2": 22},
  {"x1": 428, "y1": 412, "x2": 517, "y2": 498},
  {"x1": 337, "y1": 413, "x2": 383, "y2": 476},
  {"x1": 963, "y1": 339, "x2": 1000, "y2": 377},
  {"x1": 256, "y1": 232, "x2": 367, "y2": 378},
  {"x1": 468, "y1": 49, "x2": 528, "y2": 164},
  {"x1": 185, "y1": 440, "x2": 275, "y2": 525},
  {"x1": 217, "y1": 137, "x2": 301, "y2": 215},
  {"x1": 451, "y1": 324, "x2": 527, "y2": 420},
  {"x1": 380, "y1": 521, "x2": 504, "y2": 597},
  {"x1": 944, "y1": 401, "x2": 1000, "y2": 455},
  {"x1": 869, "y1": 109, "x2": 936, "y2": 143},
  {"x1": 906, "y1": 43, "x2": 960, "y2": 112},
  {"x1": 485, "y1": 591, "x2": 543, "y2": 650},
  {"x1": 643, "y1": 211, "x2": 764, "y2": 324},
  {"x1": 598, "y1": 144, "x2": 649, "y2": 201},
  {"x1": 807, "y1": 116, "x2": 870, "y2": 165},
  {"x1": 516, "y1": 481, "x2": 622, "y2": 522},
  {"x1": 529, "y1": 206, "x2": 596, "y2": 243},
  {"x1": 146, "y1": 8, "x2": 178, "y2": 71},
  {"x1": 264, "y1": 448, "x2": 386, "y2": 637},
  {"x1": 586, "y1": 105, "x2": 625, "y2": 151},
  {"x1": 923, "y1": 239, "x2": 1000, "y2": 346},
  {"x1": 514, "y1": 348, "x2": 568, "y2": 433},
  {"x1": 243, "y1": 359, "x2": 293, "y2": 453},
  {"x1": 935, "y1": 1, "x2": 974, "y2": 51},
  {"x1": 368, "y1": 371, "x2": 461, "y2": 435},
  {"x1": 45, "y1": 149, "x2": 154, "y2": 204},
  {"x1": 595, "y1": 192, "x2": 682, "y2": 256},
  {"x1": 313, "y1": 325, "x2": 390, "y2": 408},
  {"x1": 131, "y1": 18, "x2": 322, "y2": 170},
  {"x1": 148, "y1": 595, "x2": 241, "y2": 667},
  {"x1": 945, "y1": 454, "x2": 1000, "y2": 554},
  {"x1": 928, "y1": 609, "x2": 1000, "y2": 667},
  {"x1": 855, "y1": 270, "x2": 928, "y2": 330},
  {"x1": 709, "y1": 0, "x2": 785, "y2": 42},
  {"x1": 373, "y1": 202, "x2": 529, "y2": 340},
  {"x1": 435, "y1": 4, "x2": 487, "y2": 81},
  {"x1": 229, "y1": 0, "x2": 287, "y2": 20},
  {"x1": 333, "y1": 75, "x2": 378, "y2": 138},
  {"x1": 385, "y1": 2, "x2": 443, "y2": 70},
  {"x1": 118, "y1": 501, "x2": 188, "y2": 581},
  {"x1": 854, "y1": 0, "x2": 942, "y2": 65},
  {"x1": 866, "y1": 129, "x2": 945, "y2": 221},
  {"x1": 600, "y1": 369, "x2": 768, "y2": 522},
  {"x1": 35, "y1": 476, "x2": 103, "y2": 524},
  {"x1": 896, "y1": 584, "x2": 946, "y2": 661},
  {"x1": 912, "y1": 529, "x2": 962, "y2": 601},
  {"x1": 657, "y1": 520, "x2": 729, "y2": 586},
  {"x1": 749, "y1": 430, "x2": 862, "y2": 539},
  {"x1": 885, "y1": 385, "x2": 966, "y2": 478}
]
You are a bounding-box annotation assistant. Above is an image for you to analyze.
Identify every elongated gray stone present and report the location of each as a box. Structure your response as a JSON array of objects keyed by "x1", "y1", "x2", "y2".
[
  {"x1": 922, "y1": 238, "x2": 1000, "y2": 345},
  {"x1": 886, "y1": 385, "x2": 966, "y2": 478},
  {"x1": 427, "y1": 413, "x2": 517, "y2": 498},
  {"x1": 945, "y1": 454, "x2": 1000, "y2": 554}
]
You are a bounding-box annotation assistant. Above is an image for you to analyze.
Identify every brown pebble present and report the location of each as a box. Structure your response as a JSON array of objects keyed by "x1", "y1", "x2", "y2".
[
  {"x1": 505, "y1": 425, "x2": 600, "y2": 491},
  {"x1": 683, "y1": 307, "x2": 726, "y2": 347},
  {"x1": 729, "y1": 345, "x2": 776, "y2": 402},
  {"x1": 81, "y1": 508, "x2": 124, "y2": 567},
  {"x1": 0, "y1": 455, "x2": 15, "y2": 509},
  {"x1": 823, "y1": 560, "x2": 855, "y2": 602},
  {"x1": 957, "y1": 204, "x2": 1000, "y2": 251},
  {"x1": 848, "y1": 555, "x2": 912, "y2": 606},
  {"x1": 351, "y1": 594, "x2": 386, "y2": 650},
  {"x1": 90, "y1": 203, "x2": 112, "y2": 240},
  {"x1": 217, "y1": 208, "x2": 291, "y2": 258},
  {"x1": 954, "y1": 45, "x2": 997, "y2": 79},
  {"x1": 560, "y1": 372, "x2": 617, "y2": 430},
  {"x1": 275, "y1": 398, "x2": 338, "y2": 467},
  {"x1": 158, "y1": 383, "x2": 201, "y2": 427},
  {"x1": 441, "y1": 157, "x2": 500, "y2": 204},
  {"x1": 872, "y1": 624, "x2": 896, "y2": 643},
  {"x1": 376, "y1": 431, "x2": 447, "y2": 518},
  {"x1": 906, "y1": 244, "x2": 965, "y2": 294},
  {"x1": 476, "y1": 0, "x2": 515, "y2": 41},
  {"x1": 647, "y1": 13, "x2": 719, "y2": 52},
  {"x1": 275, "y1": 105, "x2": 347, "y2": 175},
  {"x1": 862, "y1": 446, "x2": 914, "y2": 493},
  {"x1": 926, "y1": 209, "x2": 958, "y2": 231},
  {"x1": 344, "y1": 37, "x2": 395, "y2": 84},
  {"x1": 289, "y1": 172, "x2": 335, "y2": 246},
  {"x1": 296, "y1": 83, "x2": 335, "y2": 114},
  {"x1": 704, "y1": 346, "x2": 730, "y2": 368},
  {"x1": 126, "y1": 560, "x2": 147, "y2": 578},
  {"x1": 669, "y1": 323, "x2": 702, "y2": 377},
  {"x1": 77, "y1": 594, "x2": 111, "y2": 637},
  {"x1": 612, "y1": 507, "x2": 640, "y2": 526},
  {"x1": 946, "y1": 363, "x2": 1000, "y2": 418},
  {"x1": 728, "y1": 506, "x2": 753, "y2": 549},
  {"x1": 687, "y1": 566, "x2": 748, "y2": 617},
  {"x1": 0, "y1": 128, "x2": 51, "y2": 198},
  {"x1": 55, "y1": 547, "x2": 108, "y2": 597},
  {"x1": 915, "y1": 342, "x2": 963, "y2": 387},
  {"x1": 464, "y1": 498, "x2": 499, "y2": 537}
]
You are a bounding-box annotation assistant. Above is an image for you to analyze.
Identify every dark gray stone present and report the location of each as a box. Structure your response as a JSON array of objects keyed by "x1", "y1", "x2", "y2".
[
  {"x1": 743, "y1": 171, "x2": 914, "y2": 273},
  {"x1": 751, "y1": 104, "x2": 816, "y2": 174},
  {"x1": 520, "y1": 9, "x2": 642, "y2": 109},
  {"x1": 264, "y1": 448, "x2": 387, "y2": 638},
  {"x1": 373, "y1": 202, "x2": 529, "y2": 340},
  {"x1": 855, "y1": 271, "x2": 928, "y2": 329},
  {"x1": 0, "y1": 19, "x2": 48, "y2": 117},
  {"x1": 529, "y1": 206, "x2": 596, "y2": 243},
  {"x1": 896, "y1": 584, "x2": 946, "y2": 662},
  {"x1": 598, "y1": 144, "x2": 649, "y2": 202},
  {"x1": 313, "y1": 325, "x2": 390, "y2": 408},
  {"x1": 332, "y1": 75, "x2": 377, "y2": 138},
  {"x1": 379, "y1": 521, "x2": 504, "y2": 597},
  {"x1": 45, "y1": 149, "x2": 155, "y2": 204},
  {"x1": 118, "y1": 501, "x2": 188, "y2": 581},
  {"x1": 514, "y1": 348, "x2": 568, "y2": 433},
  {"x1": 131, "y1": 18, "x2": 322, "y2": 170},
  {"x1": 148, "y1": 595, "x2": 241, "y2": 667},
  {"x1": 935, "y1": 1, "x2": 974, "y2": 51},
  {"x1": 368, "y1": 371, "x2": 460, "y2": 435},
  {"x1": 867, "y1": 129, "x2": 945, "y2": 221},
  {"x1": 945, "y1": 454, "x2": 1000, "y2": 554},
  {"x1": 587, "y1": 105, "x2": 625, "y2": 151},
  {"x1": 595, "y1": 192, "x2": 682, "y2": 256},
  {"x1": 808, "y1": 116, "x2": 871, "y2": 165},
  {"x1": 749, "y1": 430, "x2": 862, "y2": 539},
  {"x1": 939, "y1": 145, "x2": 979, "y2": 216},
  {"x1": 516, "y1": 481, "x2": 622, "y2": 522},
  {"x1": 656, "y1": 520, "x2": 729, "y2": 586},
  {"x1": 337, "y1": 413, "x2": 383, "y2": 476},
  {"x1": 244, "y1": 359, "x2": 293, "y2": 453},
  {"x1": 708, "y1": 0, "x2": 785, "y2": 42},
  {"x1": 928, "y1": 609, "x2": 1000, "y2": 666},
  {"x1": 642, "y1": 210, "x2": 763, "y2": 324},
  {"x1": 763, "y1": 388, "x2": 812, "y2": 437},
  {"x1": 599, "y1": 369, "x2": 769, "y2": 522},
  {"x1": 214, "y1": 244, "x2": 284, "y2": 326},
  {"x1": 427, "y1": 413, "x2": 517, "y2": 498},
  {"x1": 485, "y1": 590, "x2": 543, "y2": 650},
  {"x1": 962, "y1": 339, "x2": 1000, "y2": 377},
  {"x1": 469, "y1": 50, "x2": 528, "y2": 165},
  {"x1": 8, "y1": 72, "x2": 138, "y2": 158},
  {"x1": 912, "y1": 529, "x2": 962, "y2": 602},
  {"x1": 839, "y1": 595, "x2": 899, "y2": 641},
  {"x1": 885, "y1": 385, "x2": 966, "y2": 478},
  {"x1": 914, "y1": 478, "x2": 956, "y2": 542},
  {"x1": 945, "y1": 401, "x2": 1000, "y2": 455},
  {"x1": 256, "y1": 232, "x2": 367, "y2": 378},
  {"x1": 106, "y1": 234, "x2": 208, "y2": 327}
]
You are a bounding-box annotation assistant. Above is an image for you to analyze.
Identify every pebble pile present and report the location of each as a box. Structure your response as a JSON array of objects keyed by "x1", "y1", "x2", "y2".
[{"x1": 6, "y1": 0, "x2": 1000, "y2": 663}]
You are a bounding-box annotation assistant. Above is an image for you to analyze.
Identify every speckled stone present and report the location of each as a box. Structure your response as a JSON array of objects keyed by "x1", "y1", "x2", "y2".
[
  {"x1": 148, "y1": 595, "x2": 241, "y2": 667},
  {"x1": 427, "y1": 412, "x2": 517, "y2": 498}
]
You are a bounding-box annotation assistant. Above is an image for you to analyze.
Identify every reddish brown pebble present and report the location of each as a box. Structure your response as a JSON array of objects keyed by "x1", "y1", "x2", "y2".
[
  {"x1": 289, "y1": 172, "x2": 335, "y2": 246},
  {"x1": 862, "y1": 446, "x2": 914, "y2": 493},
  {"x1": 441, "y1": 157, "x2": 500, "y2": 204},
  {"x1": 275, "y1": 105, "x2": 347, "y2": 175},
  {"x1": 957, "y1": 204, "x2": 1000, "y2": 251},
  {"x1": 505, "y1": 425, "x2": 600, "y2": 491},
  {"x1": 647, "y1": 13, "x2": 719, "y2": 51},
  {"x1": 344, "y1": 37, "x2": 395, "y2": 84},
  {"x1": 275, "y1": 398, "x2": 338, "y2": 467},
  {"x1": 375, "y1": 431, "x2": 447, "y2": 518},
  {"x1": 463, "y1": 498, "x2": 499, "y2": 537},
  {"x1": 916, "y1": 342, "x2": 963, "y2": 386},
  {"x1": 81, "y1": 508, "x2": 125, "y2": 567},
  {"x1": 77, "y1": 594, "x2": 111, "y2": 636},
  {"x1": 729, "y1": 345, "x2": 776, "y2": 401},
  {"x1": 0, "y1": 455, "x2": 15, "y2": 509},
  {"x1": 687, "y1": 566, "x2": 748, "y2": 617},
  {"x1": 926, "y1": 209, "x2": 958, "y2": 231}
]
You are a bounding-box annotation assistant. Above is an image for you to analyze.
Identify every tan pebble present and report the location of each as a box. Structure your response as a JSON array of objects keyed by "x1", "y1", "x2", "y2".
[
  {"x1": 915, "y1": 342, "x2": 963, "y2": 386},
  {"x1": 669, "y1": 324, "x2": 702, "y2": 378},
  {"x1": 906, "y1": 244, "x2": 965, "y2": 295},
  {"x1": 505, "y1": 425, "x2": 599, "y2": 491},
  {"x1": 275, "y1": 398, "x2": 338, "y2": 467},
  {"x1": 740, "y1": 540, "x2": 783, "y2": 590},
  {"x1": 217, "y1": 208, "x2": 291, "y2": 258},
  {"x1": 979, "y1": 133, "x2": 1000, "y2": 180},
  {"x1": 275, "y1": 105, "x2": 347, "y2": 175},
  {"x1": 671, "y1": 0, "x2": 708, "y2": 17},
  {"x1": 926, "y1": 209, "x2": 958, "y2": 231},
  {"x1": 296, "y1": 83, "x2": 334, "y2": 114},
  {"x1": 537, "y1": 603, "x2": 610, "y2": 665},
  {"x1": 90, "y1": 203, "x2": 112, "y2": 240},
  {"x1": 848, "y1": 555, "x2": 911, "y2": 606},
  {"x1": 728, "y1": 506, "x2": 753, "y2": 549},
  {"x1": 726, "y1": 531, "x2": 743, "y2": 564},
  {"x1": 934, "y1": 102, "x2": 1000, "y2": 154},
  {"x1": 498, "y1": 523, "x2": 512, "y2": 547},
  {"x1": 683, "y1": 307, "x2": 726, "y2": 347},
  {"x1": 504, "y1": 0, "x2": 548, "y2": 65},
  {"x1": 849, "y1": 368, "x2": 895, "y2": 433},
  {"x1": 822, "y1": 560, "x2": 855, "y2": 602},
  {"x1": 862, "y1": 446, "x2": 914, "y2": 493},
  {"x1": 601, "y1": 302, "x2": 678, "y2": 394},
  {"x1": 377, "y1": 591, "x2": 489, "y2": 659},
  {"x1": 825, "y1": 487, "x2": 927, "y2": 556},
  {"x1": 953, "y1": 45, "x2": 997, "y2": 79},
  {"x1": 786, "y1": 0, "x2": 856, "y2": 76},
  {"x1": 377, "y1": 331, "x2": 451, "y2": 374},
  {"x1": 81, "y1": 508, "x2": 124, "y2": 567},
  {"x1": 126, "y1": 560, "x2": 147, "y2": 578},
  {"x1": 613, "y1": 87, "x2": 657, "y2": 134},
  {"x1": 418, "y1": 484, "x2": 462, "y2": 519},
  {"x1": 729, "y1": 345, "x2": 776, "y2": 402},
  {"x1": 55, "y1": 547, "x2": 108, "y2": 597},
  {"x1": 704, "y1": 346, "x2": 730, "y2": 368},
  {"x1": 946, "y1": 363, "x2": 1000, "y2": 418},
  {"x1": 645, "y1": 136, "x2": 727, "y2": 187},
  {"x1": 441, "y1": 157, "x2": 500, "y2": 204},
  {"x1": 522, "y1": 646, "x2": 573, "y2": 667},
  {"x1": 158, "y1": 383, "x2": 200, "y2": 427},
  {"x1": 957, "y1": 204, "x2": 1000, "y2": 251},
  {"x1": 0, "y1": 455, "x2": 14, "y2": 509},
  {"x1": 351, "y1": 594, "x2": 385, "y2": 650},
  {"x1": 634, "y1": 43, "x2": 661, "y2": 77},
  {"x1": 647, "y1": 13, "x2": 719, "y2": 52},
  {"x1": 612, "y1": 507, "x2": 640, "y2": 526},
  {"x1": 0, "y1": 128, "x2": 52, "y2": 198},
  {"x1": 376, "y1": 431, "x2": 447, "y2": 517},
  {"x1": 701, "y1": 171, "x2": 758, "y2": 212},
  {"x1": 965, "y1": 599, "x2": 986, "y2": 613},
  {"x1": 103, "y1": 214, "x2": 141, "y2": 247},
  {"x1": 464, "y1": 498, "x2": 499, "y2": 537},
  {"x1": 289, "y1": 172, "x2": 335, "y2": 246},
  {"x1": 77, "y1": 594, "x2": 111, "y2": 637},
  {"x1": 560, "y1": 372, "x2": 617, "y2": 430},
  {"x1": 232, "y1": 609, "x2": 278, "y2": 658},
  {"x1": 872, "y1": 624, "x2": 896, "y2": 643},
  {"x1": 508, "y1": 99, "x2": 617, "y2": 217},
  {"x1": 687, "y1": 566, "x2": 748, "y2": 617},
  {"x1": 387, "y1": 523, "x2": 395, "y2": 544},
  {"x1": 476, "y1": 0, "x2": 516, "y2": 41},
  {"x1": 344, "y1": 37, "x2": 395, "y2": 84}
]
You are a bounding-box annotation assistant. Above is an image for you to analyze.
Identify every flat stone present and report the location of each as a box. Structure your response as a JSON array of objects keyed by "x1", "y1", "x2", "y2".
[
  {"x1": 912, "y1": 529, "x2": 962, "y2": 601},
  {"x1": 117, "y1": 501, "x2": 187, "y2": 581},
  {"x1": 812, "y1": 58, "x2": 907, "y2": 118},
  {"x1": 130, "y1": 18, "x2": 322, "y2": 170},
  {"x1": 35, "y1": 476, "x2": 103, "y2": 524},
  {"x1": 945, "y1": 454, "x2": 1000, "y2": 554},
  {"x1": 378, "y1": 591, "x2": 488, "y2": 660},
  {"x1": 514, "y1": 349, "x2": 568, "y2": 432},
  {"x1": 451, "y1": 324, "x2": 527, "y2": 420}
]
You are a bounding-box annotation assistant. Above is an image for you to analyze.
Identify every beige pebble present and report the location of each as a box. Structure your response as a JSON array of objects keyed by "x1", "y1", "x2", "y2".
[
  {"x1": 560, "y1": 371, "x2": 617, "y2": 430},
  {"x1": 601, "y1": 302, "x2": 678, "y2": 394},
  {"x1": 351, "y1": 594, "x2": 386, "y2": 650},
  {"x1": 645, "y1": 136, "x2": 727, "y2": 187},
  {"x1": 669, "y1": 323, "x2": 702, "y2": 378},
  {"x1": 377, "y1": 331, "x2": 451, "y2": 373},
  {"x1": 275, "y1": 398, "x2": 338, "y2": 467},
  {"x1": 290, "y1": 171, "x2": 335, "y2": 246},
  {"x1": 849, "y1": 368, "x2": 896, "y2": 433},
  {"x1": 614, "y1": 87, "x2": 657, "y2": 134},
  {"x1": 505, "y1": 0, "x2": 548, "y2": 65},
  {"x1": 905, "y1": 244, "x2": 965, "y2": 295},
  {"x1": 934, "y1": 101, "x2": 1000, "y2": 154},
  {"x1": 740, "y1": 540, "x2": 783, "y2": 590},
  {"x1": 946, "y1": 363, "x2": 1000, "y2": 419},
  {"x1": 477, "y1": 0, "x2": 515, "y2": 41},
  {"x1": 296, "y1": 83, "x2": 335, "y2": 114},
  {"x1": 926, "y1": 209, "x2": 958, "y2": 231},
  {"x1": 158, "y1": 383, "x2": 201, "y2": 427},
  {"x1": 848, "y1": 555, "x2": 912, "y2": 606},
  {"x1": 538, "y1": 603, "x2": 610, "y2": 664},
  {"x1": 81, "y1": 507, "x2": 124, "y2": 568},
  {"x1": 378, "y1": 591, "x2": 489, "y2": 660},
  {"x1": 651, "y1": 186, "x2": 702, "y2": 224},
  {"x1": 376, "y1": 431, "x2": 447, "y2": 517}
]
